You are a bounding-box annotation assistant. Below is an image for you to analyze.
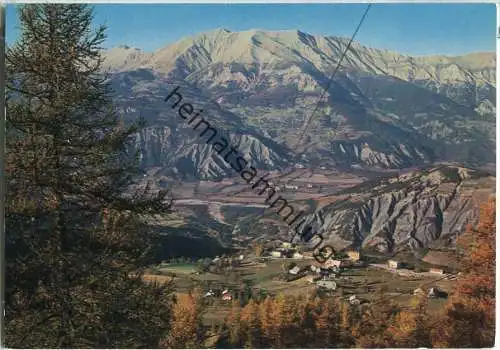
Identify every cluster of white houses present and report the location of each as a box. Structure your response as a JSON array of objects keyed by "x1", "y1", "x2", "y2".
[
  {"x1": 204, "y1": 289, "x2": 233, "y2": 301},
  {"x1": 298, "y1": 250, "x2": 363, "y2": 290},
  {"x1": 413, "y1": 286, "x2": 448, "y2": 299},
  {"x1": 272, "y1": 243, "x2": 448, "y2": 282},
  {"x1": 312, "y1": 250, "x2": 361, "y2": 269},
  {"x1": 270, "y1": 243, "x2": 363, "y2": 263},
  {"x1": 387, "y1": 259, "x2": 445, "y2": 275},
  {"x1": 269, "y1": 242, "x2": 305, "y2": 259},
  {"x1": 271, "y1": 243, "x2": 447, "y2": 276}
]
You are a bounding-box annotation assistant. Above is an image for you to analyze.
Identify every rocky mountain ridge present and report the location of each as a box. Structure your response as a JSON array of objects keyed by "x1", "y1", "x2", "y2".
[
  {"x1": 110, "y1": 72, "x2": 292, "y2": 179},
  {"x1": 104, "y1": 29, "x2": 495, "y2": 178},
  {"x1": 234, "y1": 165, "x2": 495, "y2": 253},
  {"x1": 104, "y1": 29, "x2": 494, "y2": 91}
]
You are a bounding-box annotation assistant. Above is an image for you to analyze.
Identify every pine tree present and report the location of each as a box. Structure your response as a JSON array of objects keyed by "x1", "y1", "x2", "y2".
[{"x1": 5, "y1": 4, "x2": 172, "y2": 347}]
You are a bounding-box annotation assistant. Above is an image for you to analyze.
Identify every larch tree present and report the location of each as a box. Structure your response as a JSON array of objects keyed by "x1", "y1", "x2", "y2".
[
  {"x1": 258, "y1": 295, "x2": 274, "y2": 346},
  {"x1": 5, "y1": 4, "x2": 172, "y2": 348},
  {"x1": 267, "y1": 293, "x2": 287, "y2": 347},
  {"x1": 312, "y1": 297, "x2": 341, "y2": 348},
  {"x1": 385, "y1": 295, "x2": 432, "y2": 348},
  {"x1": 431, "y1": 197, "x2": 495, "y2": 348},
  {"x1": 296, "y1": 296, "x2": 318, "y2": 347},
  {"x1": 240, "y1": 298, "x2": 262, "y2": 348},
  {"x1": 280, "y1": 295, "x2": 305, "y2": 348},
  {"x1": 160, "y1": 291, "x2": 205, "y2": 349},
  {"x1": 225, "y1": 300, "x2": 243, "y2": 347},
  {"x1": 352, "y1": 296, "x2": 400, "y2": 348}
]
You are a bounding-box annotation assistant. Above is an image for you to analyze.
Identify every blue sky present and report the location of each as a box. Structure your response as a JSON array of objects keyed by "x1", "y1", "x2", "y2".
[{"x1": 6, "y1": 3, "x2": 496, "y2": 56}]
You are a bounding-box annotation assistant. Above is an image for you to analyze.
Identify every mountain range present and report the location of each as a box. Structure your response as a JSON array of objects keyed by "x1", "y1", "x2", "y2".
[
  {"x1": 103, "y1": 29, "x2": 495, "y2": 179},
  {"x1": 102, "y1": 29, "x2": 496, "y2": 255}
]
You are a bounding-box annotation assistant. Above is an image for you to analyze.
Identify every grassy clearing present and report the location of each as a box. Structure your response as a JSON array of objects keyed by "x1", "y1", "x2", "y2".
[{"x1": 158, "y1": 263, "x2": 198, "y2": 275}]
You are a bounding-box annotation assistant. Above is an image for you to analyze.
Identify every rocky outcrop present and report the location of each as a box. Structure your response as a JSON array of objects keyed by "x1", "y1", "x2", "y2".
[
  {"x1": 287, "y1": 166, "x2": 494, "y2": 252},
  {"x1": 134, "y1": 126, "x2": 288, "y2": 179},
  {"x1": 110, "y1": 72, "x2": 293, "y2": 179}
]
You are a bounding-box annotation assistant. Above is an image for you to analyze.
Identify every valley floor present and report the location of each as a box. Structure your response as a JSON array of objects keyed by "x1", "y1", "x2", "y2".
[{"x1": 142, "y1": 164, "x2": 492, "y2": 327}]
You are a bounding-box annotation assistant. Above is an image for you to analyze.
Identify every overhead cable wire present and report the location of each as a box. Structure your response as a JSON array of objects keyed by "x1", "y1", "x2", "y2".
[{"x1": 294, "y1": 3, "x2": 372, "y2": 152}]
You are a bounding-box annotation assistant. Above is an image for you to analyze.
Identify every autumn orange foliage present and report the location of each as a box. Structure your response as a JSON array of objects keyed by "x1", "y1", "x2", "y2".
[
  {"x1": 157, "y1": 198, "x2": 495, "y2": 348},
  {"x1": 431, "y1": 197, "x2": 495, "y2": 347},
  {"x1": 160, "y1": 291, "x2": 204, "y2": 348}
]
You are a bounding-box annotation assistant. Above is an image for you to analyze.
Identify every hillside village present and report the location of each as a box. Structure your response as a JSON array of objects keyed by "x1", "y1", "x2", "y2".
[{"x1": 147, "y1": 241, "x2": 456, "y2": 307}]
